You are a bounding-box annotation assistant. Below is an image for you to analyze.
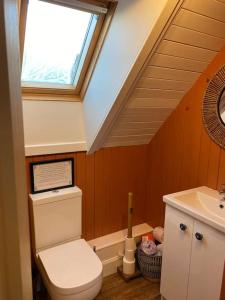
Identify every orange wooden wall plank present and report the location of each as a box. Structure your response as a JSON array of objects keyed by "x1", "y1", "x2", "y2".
[
  {"x1": 94, "y1": 148, "x2": 109, "y2": 237},
  {"x1": 75, "y1": 152, "x2": 95, "y2": 240},
  {"x1": 146, "y1": 45, "x2": 225, "y2": 227},
  {"x1": 24, "y1": 47, "x2": 225, "y2": 242},
  {"x1": 217, "y1": 150, "x2": 225, "y2": 189},
  {"x1": 25, "y1": 145, "x2": 148, "y2": 240},
  {"x1": 177, "y1": 89, "x2": 202, "y2": 190},
  {"x1": 197, "y1": 129, "x2": 212, "y2": 186},
  {"x1": 94, "y1": 145, "x2": 148, "y2": 237},
  {"x1": 207, "y1": 142, "x2": 221, "y2": 189}
]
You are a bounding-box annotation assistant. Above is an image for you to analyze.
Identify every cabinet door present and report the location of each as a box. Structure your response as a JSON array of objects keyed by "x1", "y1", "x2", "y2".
[
  {"x1": 160, "y1": 205, "x2": 194, "y2": 300},
  {"x1": 187, "y1": 221, "x2": 225, "y2": 300}
]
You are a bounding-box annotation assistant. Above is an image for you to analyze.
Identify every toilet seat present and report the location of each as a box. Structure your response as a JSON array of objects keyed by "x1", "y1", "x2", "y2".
[{"x1": 38, "y1": 239, "x2": 102, "y2": 296}]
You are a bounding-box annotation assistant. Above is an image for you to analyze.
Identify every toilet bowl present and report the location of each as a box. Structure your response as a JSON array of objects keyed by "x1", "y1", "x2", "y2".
[
  {"x1": 37, "y1": 239, "x2": 102, "y2": 300},
  {"x1": 29, "y1": 187, "x2": 102, "y2": 300}
]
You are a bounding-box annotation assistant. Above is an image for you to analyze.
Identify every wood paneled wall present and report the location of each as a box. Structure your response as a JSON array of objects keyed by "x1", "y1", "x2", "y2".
[
  {"x1": 146, "y1": 45, "x2": 225, "y2": 227},
  {"x1": 103, "y1": 0, "x2": 225, "y2": 148},
  {"x1": 26, "y1": 145, "x2": 148, "y2": 240},
  {"x1": 25, "y1": 49, "x2": 225, "y2": 240}
]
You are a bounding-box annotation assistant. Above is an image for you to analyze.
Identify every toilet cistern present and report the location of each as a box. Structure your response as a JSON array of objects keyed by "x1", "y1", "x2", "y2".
[{"x1": 29, "y1": 187, "x2": 103, "y2": 300}]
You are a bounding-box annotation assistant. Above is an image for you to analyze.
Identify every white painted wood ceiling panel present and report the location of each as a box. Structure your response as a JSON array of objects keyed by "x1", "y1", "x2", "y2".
[
  {"x1": 156, "y1": 40, "x2": 217, "y2": 63},
  {"x1": 136, "y1": 78, "x2": 192, "y2": 91},
  {"x1": 165, "y1": 25, "x2": 225, "y2": 51},
  {"x1": 143, "y1": 66, "x2": 200, "y2": 82},
  {"x1": 150, "y1": 53, "x2": 208, "y2": 72},
  {"x1": 103, "y1": 0, "x2": 225, "y2": 148},
  {"x1": 127, "y1": 98, "x2": 180, "y2": 109}
]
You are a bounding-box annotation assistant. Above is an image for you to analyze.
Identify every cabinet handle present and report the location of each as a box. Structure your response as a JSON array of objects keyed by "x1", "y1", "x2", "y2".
[
  {"x1": 195, "y1": 232, "x2": 203, "y2": 241},
  {"x1": 180, "y1": 223, "x2": 187, "y2": 231}
]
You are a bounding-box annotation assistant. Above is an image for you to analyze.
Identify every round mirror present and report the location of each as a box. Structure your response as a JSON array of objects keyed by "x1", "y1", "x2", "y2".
[
  {"x1": 203, "y1": 65, "x2": 225, "y2": 149},
  {"x1": 218, "y1": 88, "x2": 225, "y2": 125}
]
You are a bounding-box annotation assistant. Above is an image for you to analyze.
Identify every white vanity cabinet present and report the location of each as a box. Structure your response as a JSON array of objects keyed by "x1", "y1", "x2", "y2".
[{"x1": 160, "y1": 205, "x2": 225, "y2": 300}]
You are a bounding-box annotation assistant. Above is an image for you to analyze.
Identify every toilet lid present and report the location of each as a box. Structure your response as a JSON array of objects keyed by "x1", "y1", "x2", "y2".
[{"x1": 38, "y1": 239, "x2": 102, "y2": 296}]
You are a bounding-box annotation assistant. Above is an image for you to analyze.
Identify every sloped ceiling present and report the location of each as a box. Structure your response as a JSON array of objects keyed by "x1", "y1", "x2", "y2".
[
  {"x1": 101, "y1": 0, "x2": 225, "y2": 148},
  {"x1": 22, "y1": 0, "x2": 225, "y2": 156}
]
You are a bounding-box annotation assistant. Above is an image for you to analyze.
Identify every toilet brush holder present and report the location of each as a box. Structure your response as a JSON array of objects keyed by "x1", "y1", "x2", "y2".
[
  {"x1": 117, "y1": 192, "x2": 141, "y2": 281},
  {"x1": 125, "y1": 249, "x2": 135, "y2": 261},
  {"x1": 122, "y1": 236, "x2": 136, "y2": 275},
  {"x1": 125, "y1": 237, "x2": 136, "y2": 251},
  {"x1": 123, "y1": 256, "x2": 135, "y2": 275}
]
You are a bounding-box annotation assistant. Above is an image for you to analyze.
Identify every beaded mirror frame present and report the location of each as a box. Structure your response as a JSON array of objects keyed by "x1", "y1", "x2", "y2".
[{"x1": 203, "y1": 65, "x2": 225, "y2": 148}]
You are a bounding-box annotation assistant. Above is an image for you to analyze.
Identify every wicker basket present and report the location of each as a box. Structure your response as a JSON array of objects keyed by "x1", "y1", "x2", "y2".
[{"x1": 137, "y1": 245, "x2": 162, "y2": 281}]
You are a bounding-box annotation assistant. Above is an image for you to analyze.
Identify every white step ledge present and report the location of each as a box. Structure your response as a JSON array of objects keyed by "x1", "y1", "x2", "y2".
[
  {"x1": 25, "y1": 141, "x2": 87, "y2": 156},
  {"x1": 88, "y1": 223, "x2": 153, "y2": 277}
]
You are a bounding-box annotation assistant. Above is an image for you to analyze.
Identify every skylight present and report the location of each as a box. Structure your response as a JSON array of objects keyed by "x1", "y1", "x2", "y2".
[{"x1": 21, "y1": 0, "x2": 98, "y2": 90}]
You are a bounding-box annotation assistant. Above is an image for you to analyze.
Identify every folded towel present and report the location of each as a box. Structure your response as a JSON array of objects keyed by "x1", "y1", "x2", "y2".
[
  {"x1": 156, "y1": 243, "x2": 163, "y2": 255},
  {"x1": 153, "y1": 226, "x2": 164, "y2": 243}
]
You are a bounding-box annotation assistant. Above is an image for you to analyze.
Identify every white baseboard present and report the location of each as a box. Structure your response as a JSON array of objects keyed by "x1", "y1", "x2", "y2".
[
  {"x1": 88, "y1": 223, "x2": 153, "y2": 277},
  {"x1": 102, "y1": 256, "x2": 123, "y2": 277}
]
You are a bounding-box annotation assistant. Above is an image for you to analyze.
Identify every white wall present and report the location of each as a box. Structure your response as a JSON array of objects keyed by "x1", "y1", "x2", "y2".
[
  {"x1": 83, "y1": 0, "x2": 168, "y2": 151},
  {"x1": 22, "y1": 0, "x2": 169, "y2": 156},
  {"x1": 23, "y1": 100, "x2": 87, "y2": 156}
]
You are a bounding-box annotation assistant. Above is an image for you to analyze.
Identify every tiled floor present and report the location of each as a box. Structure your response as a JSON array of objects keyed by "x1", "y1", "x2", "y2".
[{"x1": 35, "y1": 273, "x2": 161, "y2": 300}]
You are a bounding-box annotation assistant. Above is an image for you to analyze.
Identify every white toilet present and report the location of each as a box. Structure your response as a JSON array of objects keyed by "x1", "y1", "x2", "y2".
[{"x1": 29, "y1": 187, "x2": 103, "y2": 300}]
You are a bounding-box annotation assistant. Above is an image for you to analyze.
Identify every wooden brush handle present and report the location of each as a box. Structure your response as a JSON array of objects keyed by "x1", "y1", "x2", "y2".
[{"x1": 128, "y1": 192, "x2": 133, "y2": 238}]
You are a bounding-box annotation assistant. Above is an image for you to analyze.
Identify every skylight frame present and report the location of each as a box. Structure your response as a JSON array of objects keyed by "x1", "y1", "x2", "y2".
[{"x1": 20, "y1": 0, "x2": 107, "y2": 97}]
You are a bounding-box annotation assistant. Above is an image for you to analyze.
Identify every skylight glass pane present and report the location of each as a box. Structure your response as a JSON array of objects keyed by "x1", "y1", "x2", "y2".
[{"x1": 21, "y1": 0, "x2": 97, "y2": 87}]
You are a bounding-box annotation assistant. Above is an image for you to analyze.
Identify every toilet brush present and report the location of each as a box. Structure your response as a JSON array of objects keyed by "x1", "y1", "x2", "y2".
[{"x1": 123, "y1": 192, "x2": 136, "y2": 276}]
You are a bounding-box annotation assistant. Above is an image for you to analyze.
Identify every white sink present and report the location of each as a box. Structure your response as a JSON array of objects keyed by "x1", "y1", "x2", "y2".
[{"x1": 164, "y1": 186, "x2": 225, "y2": 233}]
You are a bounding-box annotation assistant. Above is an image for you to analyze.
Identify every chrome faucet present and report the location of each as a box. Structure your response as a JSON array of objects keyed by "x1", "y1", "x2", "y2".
[{"x1": 218, "y1": 183, "x2": 225, "y2": 202}]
